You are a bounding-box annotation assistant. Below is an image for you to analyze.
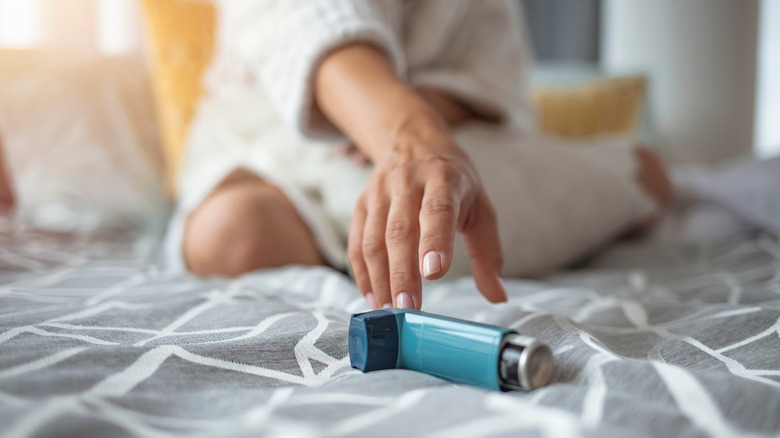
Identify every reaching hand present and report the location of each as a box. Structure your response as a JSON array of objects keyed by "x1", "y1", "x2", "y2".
[
  {"x1": 314, "y1": 43, "x2": 507, "y2": 310},
  {"x1": 347, "y1": 124, "x2": 507, "y2": 310}
]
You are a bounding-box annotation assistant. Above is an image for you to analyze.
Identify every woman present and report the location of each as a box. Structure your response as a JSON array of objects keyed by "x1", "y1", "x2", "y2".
[{"x1": 166, "y1": 0, "x2": 671, "y2": 311}]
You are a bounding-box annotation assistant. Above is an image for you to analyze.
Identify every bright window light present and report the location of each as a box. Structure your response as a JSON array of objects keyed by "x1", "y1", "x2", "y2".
[
  {"x1": 98, "y1": 0, "x2": 141, "y2": 54},
  {"x1": 0, "y1": 0, "x2": 42, "y2": 47}
]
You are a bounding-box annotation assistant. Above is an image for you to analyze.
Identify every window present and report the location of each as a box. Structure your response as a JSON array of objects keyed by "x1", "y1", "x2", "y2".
[
  {"x1": 0, "y1": 0, "x2": 42, "y2": 48},
  {"x1": 0, "y1": 0, "x2": 141, "y2": 54}
]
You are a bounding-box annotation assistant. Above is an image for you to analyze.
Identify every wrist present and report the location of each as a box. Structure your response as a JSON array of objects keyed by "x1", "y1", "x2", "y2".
[
  {"x1": 372, "y1": 98, "x2": 458, "y2": 162},
  {"x1": 416, "y1": 87, "x2": 473, "y2": 127}
]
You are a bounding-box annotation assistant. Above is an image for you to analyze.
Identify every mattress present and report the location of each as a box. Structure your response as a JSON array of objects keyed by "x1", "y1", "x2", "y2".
[{"x1": 1, "y1": 209, "x2": 779, "y2": 438}]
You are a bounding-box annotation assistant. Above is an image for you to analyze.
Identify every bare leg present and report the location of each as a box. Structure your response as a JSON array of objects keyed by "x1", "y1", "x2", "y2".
[
  {"x1": 0, "y1": 132, "x2": 14, "y2": 207},
  {"x1": 182, "y1": 168, "x2": 325, "y2": 277},
  {"x1": 635, "y1": 147, "x2": 673, "y2": 209},
  {"x1": 629, "y1": 147, "x2": 674, "y2": 233}
]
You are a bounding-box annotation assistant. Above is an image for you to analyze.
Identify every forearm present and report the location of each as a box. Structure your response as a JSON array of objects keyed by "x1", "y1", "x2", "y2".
[{"x1": 314, "y1": 44, "x2": 459, "y2": 162}]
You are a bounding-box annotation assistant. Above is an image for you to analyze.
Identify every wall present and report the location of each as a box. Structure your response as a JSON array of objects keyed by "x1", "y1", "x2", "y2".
[
  {"x1": 755, "y1": 0, "x2": 780, "y2": 159},
  {"x1": 522, "y1": 0, "x2": 601, "y2": 63},
  {"x1": 602, "y1": 0, "x2": 759, "y2": 164}
]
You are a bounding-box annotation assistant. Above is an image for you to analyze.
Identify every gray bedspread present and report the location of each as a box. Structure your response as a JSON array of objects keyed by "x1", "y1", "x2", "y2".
[{"x1": 1, "y1": 213, "x2": 779, "y2": 438}]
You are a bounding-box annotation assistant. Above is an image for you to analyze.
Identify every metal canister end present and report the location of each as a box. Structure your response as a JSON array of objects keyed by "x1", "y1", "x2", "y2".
[{"x1": 498, "y1": 334, "x2": 554, "y2": 391}]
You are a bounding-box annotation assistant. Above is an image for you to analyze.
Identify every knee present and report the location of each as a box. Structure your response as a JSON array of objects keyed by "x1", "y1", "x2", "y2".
[{"x1": 183, "y1": 185, "x2": 286, "y2": 277}]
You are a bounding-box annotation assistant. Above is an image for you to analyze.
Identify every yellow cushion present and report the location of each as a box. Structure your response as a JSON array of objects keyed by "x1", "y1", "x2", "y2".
[
  {"x1": 532, "y1": 76, "x2": 646, "y2": 138},
  {"x1": 140, "y1": 0, "x2": 216, "y2": 194}
]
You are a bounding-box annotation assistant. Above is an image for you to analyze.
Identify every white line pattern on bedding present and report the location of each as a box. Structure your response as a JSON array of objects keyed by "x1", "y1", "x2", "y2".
[{"x1": 1, "y1": 212, "x2": 780, "y2": 437}]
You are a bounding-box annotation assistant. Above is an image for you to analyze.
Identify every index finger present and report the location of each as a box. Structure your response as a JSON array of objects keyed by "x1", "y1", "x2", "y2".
[
  {"x1": 385, "y1": 190, "x2": 423, "y2": 310},
  {"x1": 418, "y1": 183, "x2": 460, "y2": 281}
]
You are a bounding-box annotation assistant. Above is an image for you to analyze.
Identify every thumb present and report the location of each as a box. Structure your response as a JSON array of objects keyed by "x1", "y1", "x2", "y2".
[{"x1": 463, "y1": 194, "x2": 507, "y2": 303}]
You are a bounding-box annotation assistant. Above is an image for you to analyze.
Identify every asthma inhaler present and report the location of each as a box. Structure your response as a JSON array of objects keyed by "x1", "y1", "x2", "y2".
[{"x1": 348, "y1": 309, "x2": 554, "y2": 391}]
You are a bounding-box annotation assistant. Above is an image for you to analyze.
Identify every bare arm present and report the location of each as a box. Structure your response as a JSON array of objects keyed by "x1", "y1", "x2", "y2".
[{"x1": 315, "y1": 43, "x2": 506, "y2": 309}]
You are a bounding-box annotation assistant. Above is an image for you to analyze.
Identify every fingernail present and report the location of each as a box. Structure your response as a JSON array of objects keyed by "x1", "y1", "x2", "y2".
[
  {"x1": 423, "y1": 251, "x2": 442, "y2": 278},
  {"x1": 382, "y1": 302, "x2": 392, "y2": 309},
  {"x1": 397, "y1": 292, "x2": 415, "y2": 309},
  {"x1": 365, "y1": 292, "x2": 377, "y2": 309}
]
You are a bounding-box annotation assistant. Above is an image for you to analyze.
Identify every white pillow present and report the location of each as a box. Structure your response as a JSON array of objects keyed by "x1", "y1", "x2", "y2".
[{"x1": 0, "y1": 51, "x2": 169, "y2": 233}]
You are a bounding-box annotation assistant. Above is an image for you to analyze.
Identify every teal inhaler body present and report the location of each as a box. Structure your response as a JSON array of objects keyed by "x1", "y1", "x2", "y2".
[{"x1": 348, "y1": 309, "x2": 554, "y2": 391}]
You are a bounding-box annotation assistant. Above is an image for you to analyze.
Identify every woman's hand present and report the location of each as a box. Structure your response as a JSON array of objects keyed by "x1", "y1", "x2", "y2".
[
  {"x1": 349, "y1": 118, "x2": 507, "y2": 309},
  {"x1": 336, "y1": 88, "x2": 472, "y2": 168},
  {"x1": 314, "y1": 43, "x2": 507, "y2": 310}
]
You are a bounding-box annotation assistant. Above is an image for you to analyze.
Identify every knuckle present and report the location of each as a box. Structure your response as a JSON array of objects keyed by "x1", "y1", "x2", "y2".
[
  {"x1": 432, "y1": 159, "x2": 462, "y2": 185},
  {"x1": 355, "y1": 195, "x2": 367, "y2": 211},
  {"x1": 473, "y1": 247, "x2": 503, "y2": 267},
  {"x1": 390, "y1": 269, "x2": 411, "y2": 287},
  {"x1": 421, "y1": 229, "x2": 451, "y2": 246},
  {"x1": 390, "y1": 164, "x2": 415, "y2": 187},
  {"x1": 423, "y1": 196, "x2": 457, "y2": 217},
  {"x1": 361, "y1": 235, "x2": 386, "y2": 257},
  {"x1": 488, "y1": 245, "x2": 504, "y2": 264},
  {"x1": 386, "y1": 219, "x2": 415, "y2": 242},
  {"x1": 369, "y1": 182, "x2": 385, "y2": 200},
  {"x1": 347, "y1": 244, "x2": 362, "y2": 262}
]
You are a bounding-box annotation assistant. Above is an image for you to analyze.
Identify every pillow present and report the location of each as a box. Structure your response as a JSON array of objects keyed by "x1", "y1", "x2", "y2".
[
  {"x1": 532, "y1": 75, "x2": 646, "y2": 138},
  {"x1": 140, "y1": 0, "x2": 216, "y2": 194},
  {"x1": 0, "y1": 50, "x2": 168, "y2": 232}
]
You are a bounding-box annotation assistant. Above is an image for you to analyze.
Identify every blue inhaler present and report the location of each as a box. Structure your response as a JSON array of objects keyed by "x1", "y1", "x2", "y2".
[{"x1": 348, "y1": 309, "x2": 554, "y2": 391}]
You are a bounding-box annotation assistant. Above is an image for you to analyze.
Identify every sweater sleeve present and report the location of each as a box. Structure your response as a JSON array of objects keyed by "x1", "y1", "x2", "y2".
[
  {"x1": 218, "y1": 0, "x2": 405, "y2": 139},
  {"x1": 406, "y1": 0, "x2": 535, "y2": 132}
]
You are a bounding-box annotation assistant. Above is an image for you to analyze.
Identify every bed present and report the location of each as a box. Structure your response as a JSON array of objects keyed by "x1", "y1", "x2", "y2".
[
  {"x1": 2, "y1": 197, "x2": 779, "y2": 438},
  {"x1": 1, "y1": 1, "x2": 779, "y2": 435}
]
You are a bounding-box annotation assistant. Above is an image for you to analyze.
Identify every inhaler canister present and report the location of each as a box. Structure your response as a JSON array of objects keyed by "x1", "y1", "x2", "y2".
[{"x1": 348, "y1": 309, "x2": 554, "y2": 391}]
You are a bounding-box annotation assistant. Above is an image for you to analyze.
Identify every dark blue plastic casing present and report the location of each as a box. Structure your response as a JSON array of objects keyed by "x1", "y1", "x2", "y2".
[
  {"x1": 348, "y1": 309, "x2": 517, "y2": 390},
  {"x1": 348, "y1": 310, "x2": 400, "y2": 372}
]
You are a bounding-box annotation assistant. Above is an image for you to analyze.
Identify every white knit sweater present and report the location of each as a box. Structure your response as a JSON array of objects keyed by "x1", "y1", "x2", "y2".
[{"x1": 208, "y1": 0, "x2": 536, "y2": 139}]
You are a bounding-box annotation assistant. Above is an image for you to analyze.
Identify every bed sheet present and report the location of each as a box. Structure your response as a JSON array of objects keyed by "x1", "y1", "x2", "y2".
[{"x1": 1, "y1": 211, "x2": 779, "y2": 438}]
